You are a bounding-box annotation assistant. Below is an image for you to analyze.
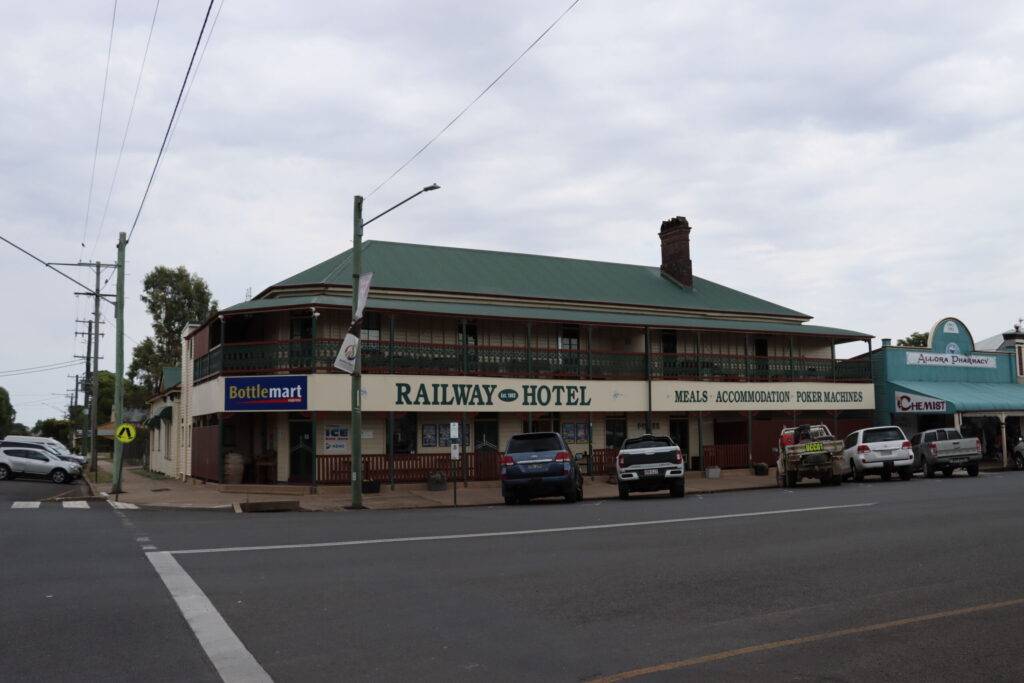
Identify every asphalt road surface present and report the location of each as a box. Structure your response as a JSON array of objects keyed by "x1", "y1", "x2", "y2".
[{"x1": 3, "y1": 472, "x2": 1024, "y2": 682}]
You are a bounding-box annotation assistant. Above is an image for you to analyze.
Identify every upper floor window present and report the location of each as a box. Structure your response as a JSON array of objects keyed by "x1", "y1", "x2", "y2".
[
  {"x1": 559, "y1": 326, "x2": 579, "y2": 351},
  {"x1": 364, "y1": 313, "x2": 381, "y2": 342},
  {"x1": 458, "y1": 321, "x2": 477, "y2": 347},
  {"x1": 661, "y1": 331, "x2": 677, "y2": 354},
  {"x1": 289, "y1": 312, "x2": 312, "y2": 340}
]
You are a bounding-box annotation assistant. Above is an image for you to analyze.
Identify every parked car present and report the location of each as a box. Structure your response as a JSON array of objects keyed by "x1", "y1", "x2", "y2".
[
  {"x1": 1014, "y1": 438, "x2": 1024, "y2": 470},
  {"x1": 0, "y1": 440, "x2": 85, "y2": 468},
  {"x1": 615, "y1": 435, "x2": 684, "y2": 499},
  {"x1": 776, "y1": 424, "x2": 845, "y2": 487},
  {"x1": 0, "y1": 445, "x2": 82, "y2": 484},
  {"x1": 500, "y1": 432, "x2": 583, "y2": 504},
  {"x1": 2, "y1": 435, "x2": 79, "y2": 460},
  {"x1": 842, "y1": 427, "x2": 914, "y2": 481},
  {"x1": 910, "y1": 428, "x2": 981, "y2": 477}
]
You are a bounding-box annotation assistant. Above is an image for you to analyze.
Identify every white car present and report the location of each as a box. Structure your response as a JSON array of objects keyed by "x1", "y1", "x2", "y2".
[
  {"x1": 2, "y1": 435, "x2": 86, "y2": 465},
  {"x1": 0, "y1": 445, "x2": 82, "y2": 484},
  {"x1": 842, "y1": 426, "x2": 914, "y2": 482}
]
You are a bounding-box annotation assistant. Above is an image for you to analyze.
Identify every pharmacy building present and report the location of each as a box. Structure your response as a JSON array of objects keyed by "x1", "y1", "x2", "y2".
[{"x1": 174, "y1": 217, "x2": 876, "y2": 486}]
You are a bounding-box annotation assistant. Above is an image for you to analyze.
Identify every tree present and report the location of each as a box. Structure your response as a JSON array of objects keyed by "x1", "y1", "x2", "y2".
[
  {"x1": 33, "y1": 418, "x2": 72, "y2": 446},
  {"x1": 897, "y1": 332, "x2": 929, "y2": 348},
  {"x1": 0, "y1": 386, "x2": 15, "y2": 436},
  {"x1": 130, "y1": 266, "x2": 217, "y2": 393},
  {"x1": 7, "y1": 422, "x2": 29, "y2": 436}
]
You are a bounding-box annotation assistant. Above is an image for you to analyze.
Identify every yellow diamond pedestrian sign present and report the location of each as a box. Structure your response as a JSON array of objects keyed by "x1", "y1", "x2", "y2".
[{"x1": 115, "y1": 423, "x2": 137, "y2": 444}]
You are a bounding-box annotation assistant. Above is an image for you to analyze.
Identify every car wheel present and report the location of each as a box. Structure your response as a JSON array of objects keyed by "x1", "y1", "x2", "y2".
[
  {"x1": 967, "y1": 462, "x2": 979, "y2": 477},
  {"x1": 618, "y1": 483, "x2": 629, "y2": 500},
  {"x1": 50, "y1": 469, "x2": 68, "y2": 484},
  {"x1": 898, "y1": 467, "x2": 912, "y2": 481},
  {"x1": 881, "y1": 469, "x2": 892, "y2": 482},
  {"x1": 785, "y1": 471, "x2": 798, "y2": 488},
  {"x1": 942, "y1": 468, "x2": 953, "y2": 477},
  {"x1": 853, "y1": 463, "x2": 864, "y2": 483},
  {"x1": 924, "y1": 460, "x2": 936, "y2": 478},
  {"x1": 832, "y1": 474, "x2": 842, "y2": 486},
  {"x1": 1011, "y1": 453, "x2": 1024, "y2": 471},
  {"x1": 669, "y1": 481, "x2": 685, "y2": 497},
  {"x1": 0, "y1": 464, "x2": 11, "y2": 481},
  {"x1": 503, "y1": 495, "x2": 515, "y2": 505}
]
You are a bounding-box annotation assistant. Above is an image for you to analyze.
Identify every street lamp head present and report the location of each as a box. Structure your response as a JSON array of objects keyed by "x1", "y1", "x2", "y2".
[{"x1": 423, "y1": 183, "x2": 441, "y2": 192}]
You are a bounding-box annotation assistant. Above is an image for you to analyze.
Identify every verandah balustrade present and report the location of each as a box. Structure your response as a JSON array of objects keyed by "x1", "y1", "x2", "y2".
[{"x1": 193, "y1": 337, "x2": 872, "y2": 383}]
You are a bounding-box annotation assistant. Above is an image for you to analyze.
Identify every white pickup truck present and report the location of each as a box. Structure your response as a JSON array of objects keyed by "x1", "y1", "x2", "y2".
[
  {"x1": 910, "y1": 428, "x2": 982, "y2": 477},
  {"x1": 615, "y1": 435, "x2": 685, "y2": 499}
]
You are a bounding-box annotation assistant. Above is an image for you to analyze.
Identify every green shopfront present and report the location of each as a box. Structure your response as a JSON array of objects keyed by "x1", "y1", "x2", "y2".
[{"x1": 871, "y1": 317, "x2": 1024, "y2": 466}]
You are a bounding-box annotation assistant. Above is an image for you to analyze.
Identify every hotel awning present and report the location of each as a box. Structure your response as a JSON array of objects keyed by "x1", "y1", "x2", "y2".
[{"x1": 891, "y1": 381, "x2": 1024, "y2": 414}]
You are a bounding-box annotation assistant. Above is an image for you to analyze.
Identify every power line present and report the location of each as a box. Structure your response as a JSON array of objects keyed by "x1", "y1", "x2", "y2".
[
  {"x1": 166, "y1": 0, "x2": 226, "y2": 147},
  {"x1": 366, "y1": 0, "x2": 583, "y2": 198},
  {"x1": 79, "y1": 0, "x2": 119, "y2": 259},
  {"x1": 125, "y1": 0, "x2": 217, "y2": 247},
  {"x1": 0, "y1": 360, "x2": 85, "y2": 379},
  {"x1": 0, "y1": 359, "x2": 85, "y2": 374},
  {"x1": 0, "y1": 235, "x2": 98, "y2": 294},
  {"x1": 91, "y1": 0, "x2": 162, "y2": 259}
]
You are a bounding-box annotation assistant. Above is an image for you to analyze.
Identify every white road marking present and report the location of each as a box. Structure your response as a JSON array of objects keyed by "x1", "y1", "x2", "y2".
[
  {"x1": 110, "y1": 501, "x2": 139, "y2": 510},
  {"x1": 62, "y1": 501, "x2": 89, "y2": 509},
  {"x1": 146, "y1": 551, "x2": 271, "y2": 683},
  {"x1": 11, "y1": 501, "x2": 41, "y2": 509},
  {"x1": 171, "y1": 502, "x2": 877, "y2": 556},
  {"x1": 141, "y1": 545, "x2": 157, "y2": 550}
]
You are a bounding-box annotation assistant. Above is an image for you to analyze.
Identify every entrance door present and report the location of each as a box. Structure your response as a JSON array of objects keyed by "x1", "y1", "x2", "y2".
[
  {"x1": 474, "y1": 414, "x2": 500, "y2": 479},
  {"x1": 669, "y1": 417, "x2": 689, "y2": 456},
  {"x1": 289, "y1": 419, "x2": 313, "y2": 483}
]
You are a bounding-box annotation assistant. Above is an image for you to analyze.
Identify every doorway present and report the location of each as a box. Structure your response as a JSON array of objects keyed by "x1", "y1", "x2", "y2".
[
  {"x1": 669, "y1": 417, "x2": 689, "y2": 456},
  {"x1": 289, "y1": 418, "x2": 313, "y2": 483}
]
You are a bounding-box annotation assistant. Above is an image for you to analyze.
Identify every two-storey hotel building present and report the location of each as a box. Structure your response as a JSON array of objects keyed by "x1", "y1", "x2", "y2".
[{"x1": 174, "y1": 217, "x2": 876, "y2": 486}]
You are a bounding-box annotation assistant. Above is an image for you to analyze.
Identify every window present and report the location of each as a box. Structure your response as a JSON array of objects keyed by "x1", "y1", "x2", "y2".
[
  {"x1": 844, "y1": 433, "x2": 858, "y2": 449},
  {"x1": 457, "y1": 321, "x2": 476, "y2": 346},
  {"x1": 945, "y1": 429, "x2": 963, "y2": 440},
  {"x1": 289, "y1": 313, "x2": 312, "y2": 340},
  {"x1": 661, "y1": 331, "x2": 677, "y2": 354},
  {"x1": 507, "y1": 433, "x2": 563, "y2": 454},
  {"x1": 911, "y1": 433, "x2": 921, "y2": 446},
  {"x1": 559, "y1": 326, "x2": 580, "y2": 351},
  {"x1": 605, "y1": 417, "x2": 627, "y2": 449},
  {"x1": 364, "y1": 312, "x2": 381, "y2": 342},
  {"x1": 862, "y1": 427, "x2": 906, "y2": 443},
  {"x1": 392, "y1": 414, "x2": 417, "y2": 454},
  {"x1": 754, "y1": 338, "x2": 769, "y2": 357},
  {"x1": 924, "y1": 432, "x2": 937, "y2": 443},
  {"x1": 622, "y1": 436, "x2": 674, "y2": 450}
]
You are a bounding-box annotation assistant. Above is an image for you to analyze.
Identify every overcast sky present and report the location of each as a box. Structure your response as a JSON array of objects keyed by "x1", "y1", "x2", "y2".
[{"x1": 2, "y1": 1, "x2": 1023, "y2": 426}]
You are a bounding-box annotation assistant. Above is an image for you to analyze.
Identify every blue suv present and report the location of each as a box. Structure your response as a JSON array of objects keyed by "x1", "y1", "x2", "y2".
[{"x1": 501, "y1": 432, "x2": 583, "y2": 505}]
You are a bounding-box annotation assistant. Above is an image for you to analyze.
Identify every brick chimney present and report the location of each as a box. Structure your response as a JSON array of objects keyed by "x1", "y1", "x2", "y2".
[{"x1": 659, "y1": 216, "x2": 693, "y2": 287}]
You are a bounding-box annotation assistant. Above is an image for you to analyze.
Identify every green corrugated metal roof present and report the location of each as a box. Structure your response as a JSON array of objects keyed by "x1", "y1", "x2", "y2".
[
  {"x1": 223, "y1": 292, "x2": 869, "y2": 339},
  {"x1": 890, "y1": 381, "x2": 1024, "y2": 413},
  {"x1": 269, "y1": 241, "x2": 808, "y2": 319},
  {"x1": 161, "y1": 366, "x2": 181, "y2": 391}
]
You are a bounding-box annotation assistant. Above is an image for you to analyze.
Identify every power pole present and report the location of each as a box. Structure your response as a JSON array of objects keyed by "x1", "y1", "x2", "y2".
[
  {"x1": 111, "y1": 232, "x2": 127, "y2": 495},
  {"x1": 55, "y1": 259, "x2": 115, "y2": 472},
  {"x1": 75, "y1": 319, "x2": 96, "y2": 459}
]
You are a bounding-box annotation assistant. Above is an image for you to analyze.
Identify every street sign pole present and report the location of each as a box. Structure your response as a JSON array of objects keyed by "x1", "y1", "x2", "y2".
[
  {"x1": 350, "y1": 196, "x2": 364, "y2": 509},
  {"x1": 111, "y1": 232, "x2": 127, "y2": 495},
  {"x1": 450, "y1": 422, "x2": 460, "y2": 507}
]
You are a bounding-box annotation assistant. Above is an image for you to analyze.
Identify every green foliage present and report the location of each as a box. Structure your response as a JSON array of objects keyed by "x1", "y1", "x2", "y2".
[
  {"x1": 32, "y1": 418, "x2": 72, "y2": 445},
  {"x1": 897, "y1": 331, "x2": 929, "y2": 348},
  {"x1": 6, "y1": 422, "x2": 29, "y2": 436},
  {"x1": 0, "y1": 386, "x2": 15, "y2": 435},
  {"x1": 130, "y1": 266, "x2": 216, "y2": 393}
]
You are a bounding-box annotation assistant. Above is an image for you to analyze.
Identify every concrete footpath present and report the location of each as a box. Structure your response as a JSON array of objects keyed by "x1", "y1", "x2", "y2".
[{"x1": 87, "y1": 460, "x2": 779, "y2": 511}]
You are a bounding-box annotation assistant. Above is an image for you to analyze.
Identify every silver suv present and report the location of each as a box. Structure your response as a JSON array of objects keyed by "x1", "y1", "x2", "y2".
[
  {"x1": 0, "y1": 445, "x2": 82, "y2": 484},
  {"x1": 910, "y1": 428, "x2": 981, "y2": 477}
]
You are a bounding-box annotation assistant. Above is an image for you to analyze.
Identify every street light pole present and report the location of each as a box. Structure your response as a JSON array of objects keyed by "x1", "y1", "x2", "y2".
[
  {"x1": 348, "y1": 184, "x2": 439, "y2": 510},
  {"x1": 350, "y1": 196, "x2": 365, "y2": 509}
]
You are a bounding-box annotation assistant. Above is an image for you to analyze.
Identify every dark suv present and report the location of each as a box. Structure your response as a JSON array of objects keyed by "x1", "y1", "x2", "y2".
[{"x1": 500, "y1": 432, "x2": 583, "y2": 505}]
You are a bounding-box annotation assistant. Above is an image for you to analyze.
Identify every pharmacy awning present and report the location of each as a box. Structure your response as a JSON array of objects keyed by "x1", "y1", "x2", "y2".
[{"x1": 891, "y1": 381, "x2": 1024, "y2": 415}]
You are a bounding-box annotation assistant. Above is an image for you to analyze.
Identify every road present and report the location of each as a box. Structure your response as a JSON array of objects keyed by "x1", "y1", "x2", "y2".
[{"x1": 3, "y1": 472, "x2": 1024, "y2": 681}]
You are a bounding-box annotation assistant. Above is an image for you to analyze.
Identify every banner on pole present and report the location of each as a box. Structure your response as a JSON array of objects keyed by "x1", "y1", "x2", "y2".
[{"x1": 333, "y1": 272, "x2": 374, "y2": 374}]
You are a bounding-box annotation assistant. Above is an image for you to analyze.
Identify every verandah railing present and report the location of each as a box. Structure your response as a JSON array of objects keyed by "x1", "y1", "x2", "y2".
[{"x1": 193, "y1": 337, "x2": 872, "y2": 383}]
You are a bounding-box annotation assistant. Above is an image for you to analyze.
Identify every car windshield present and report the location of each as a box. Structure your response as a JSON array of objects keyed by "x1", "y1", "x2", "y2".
[
  {"x1": 863, "y1": 428, "x2": 905, "y2": 444},
  {"x1": 622, "y1": 437, "x2": 673, "y2": 449},
  {"x1": 507, "y1": 434, "x2": 561, "y2": 453}
]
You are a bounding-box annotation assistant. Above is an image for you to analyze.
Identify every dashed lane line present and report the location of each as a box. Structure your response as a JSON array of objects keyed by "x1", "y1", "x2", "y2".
[{"x1": 169, "y1": 502, "x2": 878, "y2": 556}]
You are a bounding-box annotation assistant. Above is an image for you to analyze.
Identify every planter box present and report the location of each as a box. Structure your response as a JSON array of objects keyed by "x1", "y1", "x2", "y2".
[
  {"x1": 704, "y1": 466, "x2": 722, "y2": 479},
  {"x1": 362, "y1": 480, "x2": 381, "y2": 494}
]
